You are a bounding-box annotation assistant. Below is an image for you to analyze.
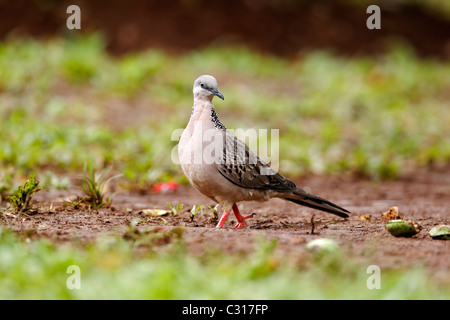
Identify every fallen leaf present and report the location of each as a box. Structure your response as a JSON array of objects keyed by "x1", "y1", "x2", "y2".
[
  {"x1": 382, "y1": 206, "x2": 401, "y2": 220},
  {"x1": 139, "y1": 209, "x2": 171, "y2": 217},
  {"x1": 357, "y1": 213, "x2": 371, "y2": 222},
  {"x1": 429, "y1": 225, "x2": 450, "y2": 240},
  {"x1": 385, "y1": 219, "x2": 421, "y2": 237}
]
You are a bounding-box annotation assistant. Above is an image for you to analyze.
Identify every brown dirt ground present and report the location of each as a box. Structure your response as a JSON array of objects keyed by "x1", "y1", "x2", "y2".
[{"x1": 3, "y1": 165, "x2": 449, "y2": 283}]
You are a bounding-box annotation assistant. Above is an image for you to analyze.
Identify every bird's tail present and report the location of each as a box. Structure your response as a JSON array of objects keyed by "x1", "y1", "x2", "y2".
[{"x1": 283, "y1": 188, "x2": 350, "y2": 218}]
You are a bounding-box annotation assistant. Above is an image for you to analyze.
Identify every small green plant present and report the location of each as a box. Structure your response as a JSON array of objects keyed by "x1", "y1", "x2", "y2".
[
  {"x1": 166, "y1": 202, "x2": 182, "y2": 215},
  {"x1": 7, "y1": 173, "x2": 41, "y2": 215},
  {"x1": 77, "y1": 164, "x2": 120, "y2": 210},
  {"x1": 66, "y1": 198, "x2": 82, "y2": 210},
  {"x1": 207, "y1": 204, "x2": 219, "y2": 221},
  {"x1": 190, "y1": 204, "x2": 202, "y2": 222}
]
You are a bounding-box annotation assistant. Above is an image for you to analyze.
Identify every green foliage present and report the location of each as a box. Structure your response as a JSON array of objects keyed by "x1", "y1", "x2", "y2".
[
  {"x1": 0, "y1": 228, "x2": 447, "y2": 299},
  {"x1": 0, "y1": 170, "x2": 14, "y2": 201},
  {"x1": 76, "y1": 164, "x2": 119, "y2": 210},
  {"x1": 189, "y1": 204, "x2": 202, "y2": 222},
  {"x1": 62, "y1": 34, "x2": 106, "y2": 84},
  {"x1": 0, "y1": 36, "x2": 449, "y2": 181},
  {"x1": 7, "y1": 174, "x2": 40, "y2": 215},
  {"x1": 166, "y1": 202, "x2": 183, "y2": 215},
  {"x1": 207, "y1": 205, "x2": 219, "y2": 221}
]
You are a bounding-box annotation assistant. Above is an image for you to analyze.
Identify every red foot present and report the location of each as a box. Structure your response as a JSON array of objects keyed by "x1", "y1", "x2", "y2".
[
  {"x1": 231, "y1": 204, "x2": 254, "y2": 229},
  {"x1": 215, "y1": 211, "x2": 230, "y2": 228},
  {"x1": 215, "y1": 204, "x2": 255, "y2": 229}
]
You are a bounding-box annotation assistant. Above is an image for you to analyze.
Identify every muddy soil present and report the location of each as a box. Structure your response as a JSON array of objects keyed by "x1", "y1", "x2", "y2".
[{"x1": 3, "y1": 166, "x2": 449, "y2": 283}]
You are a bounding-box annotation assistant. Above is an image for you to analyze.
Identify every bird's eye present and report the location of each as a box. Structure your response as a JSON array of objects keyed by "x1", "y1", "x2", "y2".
[{"x1": 200, "y1": 83, "x2": 205, "y2": 88}]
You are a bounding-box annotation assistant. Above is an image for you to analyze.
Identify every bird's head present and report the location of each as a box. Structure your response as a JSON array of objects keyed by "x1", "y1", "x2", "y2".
[{"x1": 193, "y1": 75, "x2": 224, "y2": 101}]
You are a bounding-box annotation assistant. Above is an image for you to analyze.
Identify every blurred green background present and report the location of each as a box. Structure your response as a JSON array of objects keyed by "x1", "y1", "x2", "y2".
[
  {"x1": 1, "y1": 0, "x2": 450, "y2": 190},
  {"x1": 0, "y1": 0, "x2": 449, "y2": 299},
  {"x1": 0, "y1": 0, "x2": 449, "y2": 191}
]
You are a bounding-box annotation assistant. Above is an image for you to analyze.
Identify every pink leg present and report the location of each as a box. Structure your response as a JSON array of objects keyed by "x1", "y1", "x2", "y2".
[
  {"x1": 232, "y1": 203, "x2": 254, "y2": 229},
  {"x1": 216, "y1": 210, "x2": 230, "y2": 228}
]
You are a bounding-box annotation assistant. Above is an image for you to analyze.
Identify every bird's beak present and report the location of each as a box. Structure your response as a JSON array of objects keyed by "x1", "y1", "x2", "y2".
[{"x1": 209, "y1": 88, "x2": 224, "y2": 100}]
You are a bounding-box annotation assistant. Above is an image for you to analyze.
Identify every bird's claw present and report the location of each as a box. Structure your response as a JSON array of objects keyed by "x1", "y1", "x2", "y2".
[
  {"x1": 231, "y1": 213, "x2": 255, "y2": 229},
  {"x1": 216, "y1": 206, "x2": 255, "y2": 229},
  {"x1": 232, "y1": 221, "x2": 248, "y2": 229}
]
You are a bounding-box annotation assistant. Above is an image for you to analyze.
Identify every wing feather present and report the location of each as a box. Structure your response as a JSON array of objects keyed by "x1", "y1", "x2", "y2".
[{"x1": 216, "y1": 131, "x2": 296, "y2": 191}]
